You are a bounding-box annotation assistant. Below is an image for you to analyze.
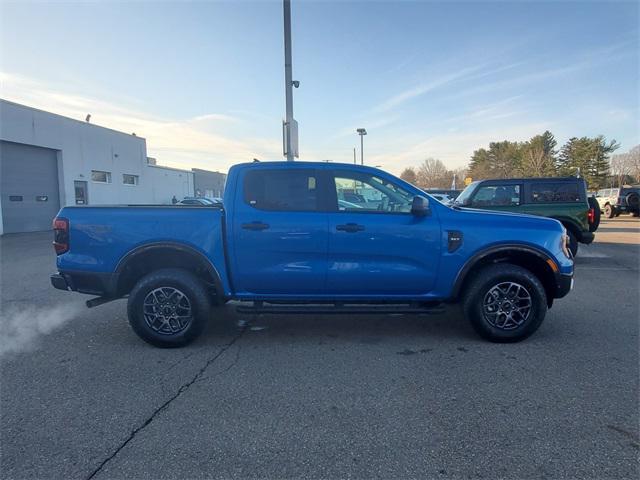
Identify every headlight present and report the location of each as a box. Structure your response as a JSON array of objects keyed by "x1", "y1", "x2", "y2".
[{"x1": 561, "y1": 232, "x2": 571, "y2": 258}]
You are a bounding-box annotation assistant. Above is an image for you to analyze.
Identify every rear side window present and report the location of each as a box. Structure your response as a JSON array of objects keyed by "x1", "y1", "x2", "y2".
[
  {"x1": 531, "y1": 183, "x2": 581, "y2": 203},
  {"x1": 244, "y1": 169, "x2": 318, "y2": 212},
  {"x1": 471, "y1": 184, "x2": 521, "y2": 207}
]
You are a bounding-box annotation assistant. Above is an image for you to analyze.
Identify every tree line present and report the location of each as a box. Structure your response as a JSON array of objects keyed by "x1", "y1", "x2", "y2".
[{"x1": 400, "y1": 131, "x2": 639, "y2": 191}]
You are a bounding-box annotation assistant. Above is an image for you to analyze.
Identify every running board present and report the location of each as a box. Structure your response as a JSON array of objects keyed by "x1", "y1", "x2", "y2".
[{"x1": 236, "y1": 302, "x2": 444, "y2": 315}]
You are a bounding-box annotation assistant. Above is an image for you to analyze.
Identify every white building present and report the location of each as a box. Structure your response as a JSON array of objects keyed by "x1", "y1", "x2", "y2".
[{"x1": 0, "y1": 100, "x2": 198, "y2": 234}]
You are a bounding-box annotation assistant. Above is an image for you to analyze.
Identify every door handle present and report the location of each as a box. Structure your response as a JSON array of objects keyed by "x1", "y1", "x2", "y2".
[
  {"x1": 242, "y1": 221, "x2": 270, "y2": 231},
  {"x1": 336, "y1": 223, "x2": 365, "y2": 233}
]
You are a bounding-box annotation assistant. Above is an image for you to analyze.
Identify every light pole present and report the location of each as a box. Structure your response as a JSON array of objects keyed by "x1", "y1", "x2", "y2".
[
  {"x1": 283, "y1": 0, "x2": 298, "y2": 161},
  {"x1": 356, "y1": 128, "x2": 367, "y2": 165}
]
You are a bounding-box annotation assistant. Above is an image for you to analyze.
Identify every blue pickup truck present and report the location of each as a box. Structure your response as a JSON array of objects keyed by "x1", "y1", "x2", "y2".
[{"x1": 51, "y1": 162, "x2": 574, "y2": 347}]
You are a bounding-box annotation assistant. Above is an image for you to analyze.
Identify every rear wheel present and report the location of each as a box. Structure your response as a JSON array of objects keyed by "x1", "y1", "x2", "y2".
[
  {"x1": 462, "y1": 264, "x2": 548, "y2": 343},
  {"x1": 127, "y1": 268, "x2": 210, "y2": 348},
  {"x1": 587, "y1": 196, "x2": 601, "y2": 232},
  {"x1": 604, "y1": 204, "x2": 615, "y2": 218},
  {"x1": 626, "y1": 192, "x2": 639, "y2": 214}
]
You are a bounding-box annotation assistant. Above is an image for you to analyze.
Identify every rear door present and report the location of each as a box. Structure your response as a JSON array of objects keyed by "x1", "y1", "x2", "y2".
[
  {"x1": 521, "y1": 181, "x2": 588, "y2": 228},
  {"x1": 325, "y1": 169, "x2": 441, "y2": 297},
  {"x1": 230, "y1": 166, "x2": 329, "y2": 296}
]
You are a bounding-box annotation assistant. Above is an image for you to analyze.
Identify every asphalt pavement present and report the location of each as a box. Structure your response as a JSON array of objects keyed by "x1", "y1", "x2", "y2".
[{"x1": 1, "y1": 217, "x2": 638, "y2": 479}]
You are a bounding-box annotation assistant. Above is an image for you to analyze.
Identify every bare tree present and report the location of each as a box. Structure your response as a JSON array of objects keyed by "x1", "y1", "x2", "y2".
[
  {"x1": 610, "y1": 145, "x2": 640, "y2": 187},
  {"x1": 400, "y1": 167, "x2": 418, "y2": 186},
  {"x1": 417, "y1": 158, "x2": 449, "y2": 189},
  {"x1": 610, "y1": 152, "x2": 633, "y2": 187},
  {"x1": 628, "y1": 145, "x2": 640, "y2": 183}
]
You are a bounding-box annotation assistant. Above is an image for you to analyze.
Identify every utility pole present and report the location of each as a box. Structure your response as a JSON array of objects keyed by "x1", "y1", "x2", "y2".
[
  {"x1": 353, "y1": 147, "x2": 356, "y2": 164},
  {"x1": 357, "y1": 128, "x2": 367, "y2": 165},
  {"x1": 283, "y1": 0, "x2": 296, "y2": 161}
]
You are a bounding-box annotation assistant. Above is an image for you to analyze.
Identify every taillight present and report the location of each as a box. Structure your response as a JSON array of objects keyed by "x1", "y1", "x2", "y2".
[
  {"x1": 587, "y1": 208, "x2": 595, "y2": 224},
  {"x1": 53, "y1": 217, "x2": 69, "y2": 255}
]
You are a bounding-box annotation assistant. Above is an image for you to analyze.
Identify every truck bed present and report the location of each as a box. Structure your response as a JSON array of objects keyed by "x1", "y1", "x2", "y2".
[{"x1": 56, "y1": 205, "x2": 228, "y2": 288}]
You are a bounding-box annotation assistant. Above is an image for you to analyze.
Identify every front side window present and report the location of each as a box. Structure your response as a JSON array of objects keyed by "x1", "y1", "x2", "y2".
[
  {"x1": 91, "y1": 170, "x2": 111, "y2": 183},
  {"x1": 471, "y1": 184, "x2": 521, "y2": 207},
  {"x1": 531, "y1": 182, "x2": 580, "y2": 203},
  {"x1": 333, "y1": 172, "x2": 413, "y2": 213},
  {"x1": 123, "y1": 174, "x2": 139, "y2": 185},
  {"x1": 244, "y1": 169, "x2": 318, "y2": 212}
]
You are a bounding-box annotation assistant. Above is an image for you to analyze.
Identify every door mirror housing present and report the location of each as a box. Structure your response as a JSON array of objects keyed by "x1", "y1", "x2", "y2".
[{"x1": 411, "y1": 195, "x2": 430, "y2": 216}]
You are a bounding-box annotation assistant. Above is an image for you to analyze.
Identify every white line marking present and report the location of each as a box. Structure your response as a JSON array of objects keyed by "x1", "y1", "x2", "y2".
[{"x1": 576, "y1": 251, "x2": 610, "y2": 258}]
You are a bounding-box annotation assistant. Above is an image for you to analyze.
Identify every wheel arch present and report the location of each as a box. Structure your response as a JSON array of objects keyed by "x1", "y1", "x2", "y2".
[
  {"x1": 114, "y1": 242, "x2": 224, "y2": 301},
  {"x1": 452, "y1": 244, "x2": 558, "y2": 308}
]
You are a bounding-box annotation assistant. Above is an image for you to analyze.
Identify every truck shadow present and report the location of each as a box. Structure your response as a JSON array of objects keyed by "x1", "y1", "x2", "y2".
[{"x1": 202, "y1": 303, "x2": 479, "y2": 345}]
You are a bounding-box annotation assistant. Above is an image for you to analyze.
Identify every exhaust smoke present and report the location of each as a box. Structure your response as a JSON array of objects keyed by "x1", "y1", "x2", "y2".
[{"x1": 0, "y1": 301, "x2": 84, "y2": 357}]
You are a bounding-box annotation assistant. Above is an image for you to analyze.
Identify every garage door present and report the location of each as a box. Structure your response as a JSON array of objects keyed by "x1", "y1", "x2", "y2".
[{"x1": 1, "y1": 141, "x2": 61, "y2": 233}]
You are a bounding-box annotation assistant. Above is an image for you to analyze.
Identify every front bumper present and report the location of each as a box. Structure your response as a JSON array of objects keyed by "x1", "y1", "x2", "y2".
[
  {"x1": 555, "y1": 272, "x2": 573, "y2": 299},
  {"x1": 579, "y1": 231, "x2": 595, "y2": 244}
]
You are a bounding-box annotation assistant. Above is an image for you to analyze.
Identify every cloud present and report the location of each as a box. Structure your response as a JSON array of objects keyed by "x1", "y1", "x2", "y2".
[
  {"x1": 0, "y1": 72, "x2": 282, "y2": 172},
  {"x1": 371, "y1": 63, "x2": 490, "y2": 114},
  {"x1": 332, "y1": 114, "x2": 401, "y2": 139}
]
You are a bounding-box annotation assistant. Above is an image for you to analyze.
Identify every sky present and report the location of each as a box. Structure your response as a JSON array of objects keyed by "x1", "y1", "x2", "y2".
[{"x1": 0, "y1": 0, "x2": 638, "y2": 175}]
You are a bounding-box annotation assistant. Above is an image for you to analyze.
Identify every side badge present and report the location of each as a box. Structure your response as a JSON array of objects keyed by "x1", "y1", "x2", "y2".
[{"x1": 448, "y1": 231, "x2": 463, "y2": 253}]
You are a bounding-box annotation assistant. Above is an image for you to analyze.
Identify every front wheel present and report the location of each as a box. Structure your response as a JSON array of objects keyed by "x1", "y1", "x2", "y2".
[
  {"x1": 463, "y1": 264, "x2": 548, "y2": 343},
  {"x1": 567, "y1": 230, "x2": 579, "y2": 257},
  {"x1": 604, "y1": 204, "x2": 615, "y2": 218},
  {"x1": 127, "y1": 268, "x2": 211, "y2": 348}
]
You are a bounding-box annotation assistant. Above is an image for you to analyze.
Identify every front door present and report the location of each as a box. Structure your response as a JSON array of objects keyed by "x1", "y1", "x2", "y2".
[
  {"x1": 74, "y1": 181, "x2": 88, "y2": 205},
  {"x1": 326, "y1": 169, "x2": 441, "y2": 297},
  {"x1": 231, "y1": 166, "x2": 329, "y2": 296}
]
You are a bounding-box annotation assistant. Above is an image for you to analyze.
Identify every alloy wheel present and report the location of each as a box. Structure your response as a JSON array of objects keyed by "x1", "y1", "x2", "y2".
[
  {"x1": 482, "y1": 282, "x2": 532, "y2": 330},
  {"x1": 143, "y1": 287, "x2": 193, "y2": 335}
]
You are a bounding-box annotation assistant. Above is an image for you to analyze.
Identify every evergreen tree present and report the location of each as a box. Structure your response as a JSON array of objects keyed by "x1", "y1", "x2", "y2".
[
  {"x1": 521, "y1": 131, "x2": 557, "y2": 177},
  {"x1": 468, "y1": 141, "x2": 522, "y2": 179},
  {"x1": 558, "y1": 136, "x2": 619, "y2": 189}
]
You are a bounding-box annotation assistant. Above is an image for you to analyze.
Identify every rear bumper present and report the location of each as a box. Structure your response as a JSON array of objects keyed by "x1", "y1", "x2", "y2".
[
  {"x1": 51, "y1": 271, "x2": 118, "y2": 296},
  {"x1": 50, "y1": 273, "x2": 71, "y2": 291}
]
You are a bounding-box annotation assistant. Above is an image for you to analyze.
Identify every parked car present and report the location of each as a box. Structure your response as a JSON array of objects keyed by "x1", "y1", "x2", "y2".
[
  {"x1": 594, "y1": 186, "x2": 640, "y2": 218},
  {"x1": 429, "y1": 193, "x2": 453, "y2": 204},
  {"x1": 338, "y1": 199, "x2": 363, "y2": 210},
  {"x1": 454, "y1": 177, "x2": 599, "y2": 256},
  {"x1": 51, "y1": 162, "x2": 573, "y2": 347},
  {"x1": 426, "y1": 189, "x2": 463, "y2": 200},
  {"x1": 177, "y1": 197, "x2": 217, "y2": 206}
]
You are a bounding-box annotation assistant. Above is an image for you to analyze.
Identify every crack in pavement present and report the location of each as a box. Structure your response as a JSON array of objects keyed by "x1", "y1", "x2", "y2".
[{"x1": 85, "y1": 327, "x2": 247, "y2": 480}]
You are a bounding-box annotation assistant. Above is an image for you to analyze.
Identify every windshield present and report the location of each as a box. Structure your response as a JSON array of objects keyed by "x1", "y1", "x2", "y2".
[{"x1": 453, "y1": 181, "x2": 480, "y2": 205}]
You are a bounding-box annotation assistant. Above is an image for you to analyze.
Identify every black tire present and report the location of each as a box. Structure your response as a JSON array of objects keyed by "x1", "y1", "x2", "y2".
[
  {"x1": 604, "y1": 204, "x2": 615, "y2": 219},
  {"x1": 587, "y1": 196, "x2": 601, "y2": 232},
  {"x1": 462, "y1": 264, "x2": 548, "y2": 343},
  {"x1": 626, "y1": 192, "x2": 639, "y2": 211},
  {"x1": 567, "y1": 230, "x2": 579, "y2": 257},
  {"x1": 127, "y1": 268, "x2": 210, "y2": 348}
]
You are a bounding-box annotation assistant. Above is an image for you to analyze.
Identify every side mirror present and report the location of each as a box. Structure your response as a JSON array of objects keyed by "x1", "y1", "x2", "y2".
[{"x1": 411, "y1": 195, "x2": 430, "y2": 216}]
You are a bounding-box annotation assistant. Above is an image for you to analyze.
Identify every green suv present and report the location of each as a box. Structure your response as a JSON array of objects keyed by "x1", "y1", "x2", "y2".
[{"x1": 454, "y1": 177, "x2": 599, "y2": 256}]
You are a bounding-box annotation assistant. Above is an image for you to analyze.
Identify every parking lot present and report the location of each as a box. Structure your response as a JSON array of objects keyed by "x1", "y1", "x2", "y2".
[{"x1": 1, "y1": 217, "x2": 638, "y2": 479}]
